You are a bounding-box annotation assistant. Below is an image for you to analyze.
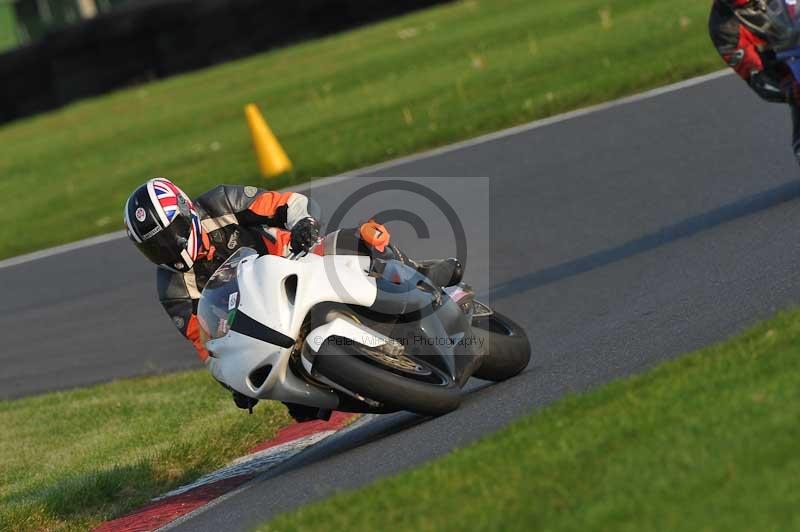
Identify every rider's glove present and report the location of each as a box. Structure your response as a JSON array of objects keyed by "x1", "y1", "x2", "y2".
[{"x1": 290, "y1": 217, "x2": 321, "y2": 254}]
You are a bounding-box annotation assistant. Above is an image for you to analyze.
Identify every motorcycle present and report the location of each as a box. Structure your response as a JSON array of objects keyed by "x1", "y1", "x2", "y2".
[
  {"x1": 197, "y1": 230, "x2": 531, "y2": 418},
  {"x1": 767, "y1": 1, "x2": 800, "y2": 79}
]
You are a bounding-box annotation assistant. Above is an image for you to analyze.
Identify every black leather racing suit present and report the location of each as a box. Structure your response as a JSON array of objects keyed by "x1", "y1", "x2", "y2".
[{"x1": 157, "y1": 185, "x2": 319, "y2": 361}]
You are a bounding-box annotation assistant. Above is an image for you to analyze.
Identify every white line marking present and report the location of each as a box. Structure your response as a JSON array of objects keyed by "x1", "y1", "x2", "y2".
[
  {"x1": 297, "y1": 70, "x2": 733, "y2": 185},
  {"x1": 154, "y1": 430, "x2": 336, "y2": 500},
  {"x1": 156, "y1": 414, "x2": 377, "y2": 532},
  {"x1": 0, "y1": 69, "x2": 732, "y2": 271},
  {"x1": 0, "y1": 231, "x2": 127, "y2": 270}
]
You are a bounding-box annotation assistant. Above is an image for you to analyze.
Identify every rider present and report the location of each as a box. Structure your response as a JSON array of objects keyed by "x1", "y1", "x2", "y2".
[
  {"x1": 124, "y1": 178, "x2": 462, "y2": 419},
  {"x1": 709, "y1": 0, "x2": 800, "y2": 162}
]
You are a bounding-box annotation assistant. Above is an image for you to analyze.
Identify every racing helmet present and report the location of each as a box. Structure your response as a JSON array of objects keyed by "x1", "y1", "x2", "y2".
[{"x1": 124, "y1": 178, "x2": 203, "y2": 272}]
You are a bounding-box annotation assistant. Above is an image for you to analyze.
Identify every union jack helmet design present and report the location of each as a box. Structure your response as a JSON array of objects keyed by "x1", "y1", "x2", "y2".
[{"x1": 124, "y1": 178, "x2": 202, "y2": 272}]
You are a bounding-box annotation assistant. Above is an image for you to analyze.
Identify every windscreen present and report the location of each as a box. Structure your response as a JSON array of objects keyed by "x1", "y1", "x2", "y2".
[{"x1": 197, "y1": 247, "x2": 258, "y2": 344}]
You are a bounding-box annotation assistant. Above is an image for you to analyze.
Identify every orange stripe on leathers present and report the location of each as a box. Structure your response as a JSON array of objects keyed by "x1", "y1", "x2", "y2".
[
  {"x1": 249, "y1": 191, "x2": 295, "y2": 217},
  {"x1": 261, "y1": 230, "x2": 292, "y2": 256},
  {"x1": 186, "y1": 315, "x2": 210, "y2": 362}
]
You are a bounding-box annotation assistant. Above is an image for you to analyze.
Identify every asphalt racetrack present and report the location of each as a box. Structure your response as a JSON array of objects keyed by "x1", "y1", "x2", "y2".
[{"x1": 3, "y1": 72, "x2": 800, "y2": 528}]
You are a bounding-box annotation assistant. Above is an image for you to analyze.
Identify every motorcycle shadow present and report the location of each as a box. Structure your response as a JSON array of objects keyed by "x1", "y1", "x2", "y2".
[{"x1": 258, "y1": 379, "x2": 498, "y2": 482}]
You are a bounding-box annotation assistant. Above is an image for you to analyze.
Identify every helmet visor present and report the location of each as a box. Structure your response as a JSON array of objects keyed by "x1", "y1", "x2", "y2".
[{"x1": 135, "y1": 214, "x2": 192, "y2": 266}]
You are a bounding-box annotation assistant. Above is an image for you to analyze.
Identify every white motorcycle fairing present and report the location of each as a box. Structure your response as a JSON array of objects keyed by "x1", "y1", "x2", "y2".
[{"x1": 205, "y1": 250, "x2": 386, "y2": 408}]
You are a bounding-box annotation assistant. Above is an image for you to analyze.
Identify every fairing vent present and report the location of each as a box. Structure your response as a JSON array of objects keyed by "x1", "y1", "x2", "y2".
[
  {"x1": 284, "y1": 274, "x2": 298, "y2": 306},
  {"x1": 248, "y1": 364, "x2": 273, "y2": 389}
]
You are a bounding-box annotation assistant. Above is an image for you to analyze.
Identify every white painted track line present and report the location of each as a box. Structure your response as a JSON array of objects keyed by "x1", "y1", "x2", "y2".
[
  {"x1": 0, "y1": 231, "x2": 127, "y2": 269},
  {"x1": 0, "y1": 69, "x2": 732, "y2": 271}
]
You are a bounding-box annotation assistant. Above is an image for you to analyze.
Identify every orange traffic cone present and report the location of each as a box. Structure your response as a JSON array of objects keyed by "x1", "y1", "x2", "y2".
[{"x1": 244, "y1": 103, "x2": 292, "y2": 178}]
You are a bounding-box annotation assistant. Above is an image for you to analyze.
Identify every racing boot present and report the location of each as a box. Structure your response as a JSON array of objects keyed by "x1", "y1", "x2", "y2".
[
  {"x1": 232, "y1": 390, "x2": 258, "y2": 414},
  {"x1": 358, "y1": 220, "x2": 463, "y2": 287}
]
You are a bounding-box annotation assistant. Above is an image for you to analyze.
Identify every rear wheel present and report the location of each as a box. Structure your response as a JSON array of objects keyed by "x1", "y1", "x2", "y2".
[
  {"x1": 313, "y1": 339, "x2": 461, "y2": 416},
  {"x1": 472, "y1": 311, "x2": 531, "y2": 382}
]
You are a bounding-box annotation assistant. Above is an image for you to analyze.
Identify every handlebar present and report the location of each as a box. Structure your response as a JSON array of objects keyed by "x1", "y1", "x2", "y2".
[{"x1": 286, "y1": 237, "x2": 323, "y2": 261}]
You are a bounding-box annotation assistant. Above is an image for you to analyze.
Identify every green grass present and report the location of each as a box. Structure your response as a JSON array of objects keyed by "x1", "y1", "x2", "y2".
[
  {"x1": 260, "y1": 310, "x2": 800, "y2": 532},
  {"x1": 0, "y1": 3, "x2": 14, "y2": 51},
  {"x1": 0, "y1": 370, "x2": 291, "y2": 531},
  {"x1": 0, "y1": 0, "x2": 720, "y2": 259}
]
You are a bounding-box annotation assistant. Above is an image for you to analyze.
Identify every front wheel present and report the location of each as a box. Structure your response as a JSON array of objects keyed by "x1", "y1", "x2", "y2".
[
  {"x1": 472, "y1": 311, "x2": 531, "y2": 382},
  {"x1": 313, "y1": 339, "x2": 462, "y2": 416}
]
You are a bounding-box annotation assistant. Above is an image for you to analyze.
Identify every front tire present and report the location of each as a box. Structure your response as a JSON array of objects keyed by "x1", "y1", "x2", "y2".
[
  {"x1": 472, "y1": 311, "x2": 531, "y2": 382},
  {"x1": 313, "y1": 339, "x2": 461, "y2": 416}
]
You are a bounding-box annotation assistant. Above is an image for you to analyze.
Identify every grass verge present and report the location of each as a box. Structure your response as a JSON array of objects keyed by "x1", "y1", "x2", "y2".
[
  {"x1": 0, "y1": 370, "x2": 291, "y2": 531},
  {"x1": 260, "y1": 310, "x2": 800, "y2": 531},
  {"x1": 0, "y1": 0, "x2": 721, "y2": 259},
  {"x1": 0, "y1": 3, "x2": 14, "y2": 51}
]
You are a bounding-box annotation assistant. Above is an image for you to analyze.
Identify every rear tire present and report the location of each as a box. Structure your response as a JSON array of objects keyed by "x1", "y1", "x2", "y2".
[
  {"x1": 313, "y1": 339, "x2": 461, "y2": 416},
  {"x1": 472, "y1": 311, "x2": 531, "y2": 382}
]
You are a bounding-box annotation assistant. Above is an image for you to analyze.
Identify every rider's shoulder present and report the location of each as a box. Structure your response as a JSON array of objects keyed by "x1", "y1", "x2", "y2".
[
  {"x1": 193, "y1": 185, "x2": 229, "y2": 208},
  {"x1": 194, "y1": 184, "x2": 267, "y2": 215}
]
